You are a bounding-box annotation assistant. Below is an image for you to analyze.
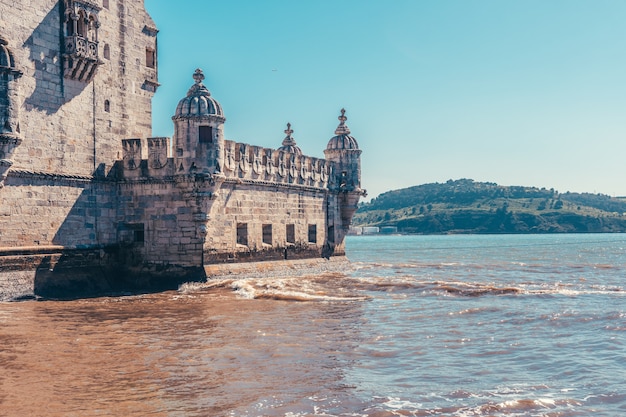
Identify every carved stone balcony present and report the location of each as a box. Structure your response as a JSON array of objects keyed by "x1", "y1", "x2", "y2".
[{"x1": 63, "y1": 34, "x2": 102, "y2": 82}]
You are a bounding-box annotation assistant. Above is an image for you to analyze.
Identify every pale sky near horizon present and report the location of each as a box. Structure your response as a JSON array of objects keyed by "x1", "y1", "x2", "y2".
[{"x1": 145, "y1": 0, "x2": 626, "y2": 200}]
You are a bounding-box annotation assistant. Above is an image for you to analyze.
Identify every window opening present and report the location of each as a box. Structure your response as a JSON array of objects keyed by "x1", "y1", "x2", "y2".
[
  {"x1": 308, "y1": 224, "x2": 317, "y2": 244},
  {"x1": 104, "y1": 99, "x2": 110, "y2": 112},
  {"x1": 262, "y1": 224, "x2": 272, "y2": 245},
  {"x1": 237, "y1": 223, "x2": 248, "y2": 246},
  {"x1": 146, "y1": 47, "x2": 156, "y2": 68},
  {"x1": 286, "y1": 224, "x2": 295, "y2": 244},
  {"x1": 199, "y1": 125, "x2": 213, "y2": 144},
  {"x1": 134, "y1": 229, "x2": 145, "y2": 243},
  {"x1": 77, "y1": 11, "x2": 86, "y2": 37}
]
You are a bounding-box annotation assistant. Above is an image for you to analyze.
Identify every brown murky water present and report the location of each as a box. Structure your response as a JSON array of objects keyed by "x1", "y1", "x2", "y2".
[
  {"x1": 2, "y1": 234, "x2": 626, "y2": 416},
  {"x1": 0, "y1": 279, "x2": 365, "y2": 417}
]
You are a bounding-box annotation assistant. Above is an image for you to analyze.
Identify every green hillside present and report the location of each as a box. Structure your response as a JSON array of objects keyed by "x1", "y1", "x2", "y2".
[{"x1": 354, "y1": 179, "x2": 626, "y2": 234}]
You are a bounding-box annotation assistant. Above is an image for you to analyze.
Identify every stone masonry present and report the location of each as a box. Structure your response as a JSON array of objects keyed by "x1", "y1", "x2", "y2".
[{"x1": 0, "y1": 0, "x2": 365, "y2": 300}]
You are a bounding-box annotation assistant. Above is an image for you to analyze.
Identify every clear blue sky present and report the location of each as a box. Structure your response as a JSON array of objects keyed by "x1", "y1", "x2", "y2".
[{"x1": 145, "y1": 0, "x2": 626, "y2": 199}]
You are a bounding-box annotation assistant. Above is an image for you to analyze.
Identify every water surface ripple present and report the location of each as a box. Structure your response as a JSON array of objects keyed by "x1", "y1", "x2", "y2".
[{"x1": 1, "y1": 233, "x2": 625, "y2": 416}]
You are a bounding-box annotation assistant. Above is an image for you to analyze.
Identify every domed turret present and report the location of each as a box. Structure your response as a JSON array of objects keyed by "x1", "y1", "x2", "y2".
[
  {"x1": 324, "y1": 108, "x2": 362, "y2": 192},
  {"x1": 326, "y1": 108, "x2": 359, "y2": 150},
  {"x1": 277, "y1": 122, "x2": 302, "y2": 155},
  {"x1": 172, "y1": 69, "x2": 226, "y2": 174},
  {"x1": 173, "y1": 68, "x2": 224, "y2": 121}
]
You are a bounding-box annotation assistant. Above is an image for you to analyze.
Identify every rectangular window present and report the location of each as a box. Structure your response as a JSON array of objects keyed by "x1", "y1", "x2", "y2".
[
  {"x1": 236, "y1": 223, "x2": 248, "y2": 246},
  {"x1": 262, "y1": 224, "x2": 272, "y2": 245},
  {"x1": 286, "y1": 224, "x2": 295, "y2": 244},
  {"x1": 199, "y1": 125, "x2": 213, "y2": 144},
  {"x1": 134, "y1": 229, "x2": 145, "y2": 243},
  {"x1": 146, "y1": 47, "x2": 156, "y2": 68},
  {"x1": 308, "y1": 224, "x2": 317, "y2": 244}
]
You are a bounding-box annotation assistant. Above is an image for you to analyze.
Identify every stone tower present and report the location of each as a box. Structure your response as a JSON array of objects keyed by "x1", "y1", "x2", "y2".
[
  {"x1": 324, "y1": 109, "x2": 365, "y2": 236},
  {"x1": 172, "y1": 69, "x2": 226, "y2": 175}
]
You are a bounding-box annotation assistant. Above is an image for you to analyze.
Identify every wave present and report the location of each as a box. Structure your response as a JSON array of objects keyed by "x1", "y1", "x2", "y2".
[
  {"x1": 179, "y1": 268, "x2": 626, "y2": 302},
  {"x1": 180, "y1": 275, "x2": 370, "y2": 302},
  {"x1": 363, "y1": 394, "x2": 584, "y2": 417}
]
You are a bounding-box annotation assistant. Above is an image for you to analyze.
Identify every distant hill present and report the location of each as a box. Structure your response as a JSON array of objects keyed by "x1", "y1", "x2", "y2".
[{"x1": 353, "y1": 179, "x2": 626, "y2": 234}]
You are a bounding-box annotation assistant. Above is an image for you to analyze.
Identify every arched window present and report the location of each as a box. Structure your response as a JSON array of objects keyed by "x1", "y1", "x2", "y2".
[
  {"x1": 104, "y1": 100, "x2": 110, "y2": 112},
  {"x1": 88, "y1": 16, "x2": 97, "y2": 42},
  {"x1": 76, "y1": 11, "x2": 86, "y2": 37},
  {"x1": 103, "y1": 44, "x2": 110, "y2": 59}
]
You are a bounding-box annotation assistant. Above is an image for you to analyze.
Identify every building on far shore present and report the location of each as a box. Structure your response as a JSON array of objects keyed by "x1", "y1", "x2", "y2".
[{"x1": 0, "y1": 0, "x2": 365, "y2": 300}]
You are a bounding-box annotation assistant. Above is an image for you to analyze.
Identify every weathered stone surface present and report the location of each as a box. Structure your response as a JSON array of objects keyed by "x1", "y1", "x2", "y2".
[{"x1": 0, "y1": 1, "x2": 365, "y2": 300}]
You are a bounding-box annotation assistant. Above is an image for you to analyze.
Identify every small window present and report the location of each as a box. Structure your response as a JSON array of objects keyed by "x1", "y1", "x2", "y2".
[
  {"x1": 134, "y1": 229, "x2": 145, "y2": 243},
  {"x1": 146, "y1": 47, "x2": 156, "y2": 68},
  {"x1": 286, "y1": 224, "x2": 295, "y2": 244},
  {"x1": 262, "y1": 224, "x2": 272, "y2": 245},
  {"x1": 103, "y1": 0, "x2": 109, "y2": 9},
  {"x1": 199, "y1": 125, "x2": 213, "y2": 144},
  {"x1": 308, "y1": 224, "x2": 317, "y2": 244},
  {"x1": 237, "y1": 223, "x2": 248, "y2": 246},
  {"x1": 103, "y1": 44, "x2": 110, "y2": 59},
  {"x1": 104, "y1": 99, "x2": 110, "y2": 112}
]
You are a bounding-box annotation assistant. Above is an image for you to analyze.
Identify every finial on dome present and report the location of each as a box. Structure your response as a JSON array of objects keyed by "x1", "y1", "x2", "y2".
[
  {"x1": 278, "y1": 122, "x2": 302, "y2": 154},
  {"x1": 334, "y1": 108, "x2": 351, "y2": 135},
  {"x1": 284, "y1": 122, "x2": 294, "y2": 138},
  {"x1": 193, "y1": 68, "x2": 205, "y2": 84},
  {"x1": 339, "y1": 108, "x2": 347, "y2": 122}
]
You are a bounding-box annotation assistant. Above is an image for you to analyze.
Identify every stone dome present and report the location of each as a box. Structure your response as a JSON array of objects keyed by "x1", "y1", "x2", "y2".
[
  {"x1": 173, "y1": 68, "x2": 224, "y2": 120},
  {"x1": 326, "y1": 108, "x2": 359, "y2": 150},
  {"x1": 277, "y1": 122, "x2": 302, "y2": 155}
]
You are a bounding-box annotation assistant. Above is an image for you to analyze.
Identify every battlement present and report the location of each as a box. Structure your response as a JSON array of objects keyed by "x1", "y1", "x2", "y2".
[{"x1": 120, "y1": 136, "x2": 335, "y2": 190}]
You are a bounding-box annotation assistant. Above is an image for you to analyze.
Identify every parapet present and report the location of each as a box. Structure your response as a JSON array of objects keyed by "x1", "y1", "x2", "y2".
[
  {"x1": 222, "y1": 140, "x2": 332, "y2": 189},
  {"x1": 121, "y1": 137, "x2": 174, "y2": 179}
]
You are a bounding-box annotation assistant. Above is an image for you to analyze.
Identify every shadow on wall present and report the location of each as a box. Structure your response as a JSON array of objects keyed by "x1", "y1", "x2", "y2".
[
  {"x1": 23, "y1": 4, "x2": 87, "y2": 114},
  {"x1": 30, "y1": 164, "x2": 206, "y2": 299}
]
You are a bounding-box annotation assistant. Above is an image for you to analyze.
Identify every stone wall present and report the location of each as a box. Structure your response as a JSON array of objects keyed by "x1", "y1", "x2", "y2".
[
  {"x1": 0, "y1": 0, "x2": 157, "y2": 177},
  {"x1": 206, "y1": 181, "x2": 329, "y2": 261},
  {"x1": 115, "y1": 176, "x2": 205, "y2": 268},
  {"x1": 0, "y1": 170, "x2": 117, "y2": 248}
]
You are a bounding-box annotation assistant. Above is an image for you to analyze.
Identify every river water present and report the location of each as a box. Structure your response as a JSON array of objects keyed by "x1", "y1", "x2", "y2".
[{"x1": 1, "y1": 234, "x2": 625, "y2": 416}]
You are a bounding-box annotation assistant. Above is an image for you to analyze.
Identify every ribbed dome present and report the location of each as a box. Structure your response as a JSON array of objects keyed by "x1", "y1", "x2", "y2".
[
  {"x1": 173, "y1": 68, "x2": 224, "y2": 120},
  {"x1": 277, "y1": 122, "x2": 302, "y2": 155},
  {"x1": 326, "y1": 108, "x2": 359, "y2": 150}
]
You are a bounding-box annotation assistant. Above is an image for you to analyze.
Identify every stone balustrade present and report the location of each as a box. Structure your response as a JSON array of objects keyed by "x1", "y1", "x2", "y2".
[{"x1": 222, "y1": 140, "x2": 332, "y2": 189}]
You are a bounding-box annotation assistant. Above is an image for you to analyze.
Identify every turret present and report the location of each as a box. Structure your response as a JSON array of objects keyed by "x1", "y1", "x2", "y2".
[
  {"x1": 172, "y1": 69, "x2": 225, "y2": 175},
  {"x1": 324, "y1": 108, "x2": 362, "y2": 192}
]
